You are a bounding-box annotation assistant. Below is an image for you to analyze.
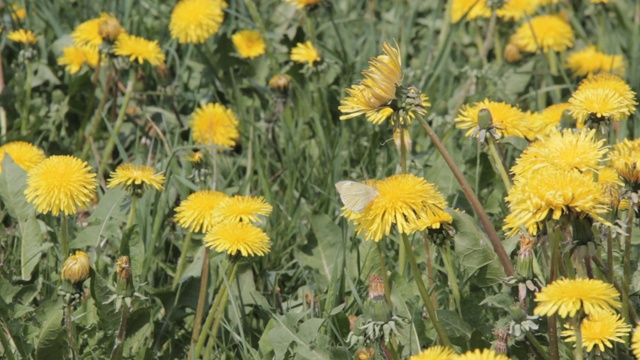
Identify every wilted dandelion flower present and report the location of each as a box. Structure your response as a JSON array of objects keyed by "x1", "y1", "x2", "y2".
[
  {"x1": 191, "y1": 103, "x2": 240, "y2": 147},
  {"x1": 232, "y1": 30, "x2": 265, "y2": 59},
  {"x1": 212, "y1": 196, "x2": 273, "y2": 223},
  {"x1": 342, "y1": 174, "x2": 451, "y2": 242},
  {"x1": 286, "y1": 0, "x2": 322, "y2": 9},
  {"x1": 510, "y1": 130, "x2": 607, "y2": 178},
  {"x1": 503, "y1": 167, "x2": 609, "y2": 236},
  {"x1": 497, "y1": 0, "x2": 540, "y2": 21},
  {"x1": 169, "y1": 0, "x2": 227, "y2": 44},
  {"x1": 534, "y1": 278, "x2": 621, "y2": 318},
  {"x1": 114, "y1": 33, "x2": 165, "y2": 65},
  {"x1": 290, "y1": 41, "x2": 321, "y2": 66},
  {"x1": 561, "y1": 308, "x2": 630, "y2": 352},
  {"x1": 449, "y1": 0, "x2": 491, "y2": 23},
  {"x1": 610, "y1": 138, "x2": 640, "y2": 188},
  {"x1": 8, "y1": 29, "x2": 36, "y2": 44},
  {"x1": 203, "y1": 222, "x2": 270, "y2": 257},
  {"x1": 409, "y1": 345, "x2": 456, "y2": 360},
  {"x1": 566, "y1": 46, "x2": 625, "y2": 77},
  {"x1": 107, "y1": 163, "x2": 165, "y2": 195},
  {"x1": 58, "y1": 45, "x2": 100, "y2": 74},
  {"x1": 0, "y1": 141, "x2": 45, "y2": 173},
  {"x1": 174, "y1": 190, "x2": 229, "y2": 233},
  {"x1": 511, "y1": 14, "x2": 574, "y2": 53},
  {"x1": 452, "y1": 348, "x2": 509, "y2": 360},
  {"x1": 455, "y1": 99, "x2": 530, "y2": 138},
  {"x1": 25, "y1": 155, "x2": 97, "y2": 216},
  {"x1": 61, "y1": 250, "x2": 91, "y2": 284},
  {"x1": 568, "y1": 73, "x2": 637, "y2": 126},
  {"x1": 72, "y1": 13, "x2": 120, "y2": 49},
  {"x1": 268, "y1": 74, "x2": 292, "y2": 92}
]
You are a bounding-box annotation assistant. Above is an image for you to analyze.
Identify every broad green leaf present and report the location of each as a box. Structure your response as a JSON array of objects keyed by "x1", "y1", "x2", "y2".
[
  {"x1": 295, "y1": 214, "x2": 342, "y2": 288},
  {"x1": 89, "y1": 270, "x2": 119, "y2": 330},
  {"x1": 35, "y1": 298, "x2": 64, "y2": 360},
  {"x1": 437, "y1": 309, "x2": 473, "y2": 339},
  {"x1": 71, "y1": 188, "x2": 127, "y2": 249},
  {"x1": 0, "y1": 157, "x2": 45, "y2": 280}
]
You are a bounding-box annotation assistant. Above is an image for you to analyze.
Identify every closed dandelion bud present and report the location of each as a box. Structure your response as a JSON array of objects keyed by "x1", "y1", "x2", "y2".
[
  {"x1": 559, "y1": 109, "x2": 576, "y2": 129},
  {"x1": 504, "y1": 43, "x2": 522, "y2": 63},
  {"x1": 116, "y1": 256, "x2": 134, "y2": 297},
  {"x1": 516, "y1": 234, "x2": 534, "y2": 279},
  {"x1": 477, "y1": 108, "x2": 494, "y2": 130},
  {"x1": 98, "y1": 16, "x2": 124, "y2": 42},
  {"x1": 365, "y1": 274, "x2": 391, "y2": 322},
  {"x1": 393, "y1": 129, "x2": 412, "y2": 152},
  {"x1": 61, "y1": 251, "x2": 91, "y2": 285},
  {"x1": 508, "y1": 303, "x2": 526, "y2": 323},
  {"x1": 268, "y1": 74, "x2": 292, "y2": 93}
]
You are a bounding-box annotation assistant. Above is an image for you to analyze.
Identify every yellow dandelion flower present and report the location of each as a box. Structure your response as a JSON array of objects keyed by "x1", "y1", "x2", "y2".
[
  {"x1": 106, "y1": 163, "x2": 165, "y2": 195},
  {"x1": 510, "y1": 129, "x2": 607, "y2": 178},
  {"x1": 534, "y1": 102, "x2": 573, "y2": 134},
  {"x1": 598, "y1": 167, "x2": 623, "y2": 208},
  {"x1": 610, "y1": 138, "x2": 640, "y2": 187},
  {"x1": 342, "y1": 174, "x2": 451, "y2": 242},
  {"x1": 566, "y1": 46, "x2": 625, "y2": 77},
  {"x1": 592, "y1": 0, "x2": 616, "y2": 3},
  {"x1": 455, "y1": 99, "x2": 530, "y2": 138},
  {"x1": 61, "y1": 250, "x2": 91, "y2": 284},
  {"x1": 10, "y1": 4, "x2": 26, "y2": 21},
  {"x1": 450, "y1": 0, "x2": 491, "y2": 23},
  {"x1": 113, "y1": 33, "x2": 165, "y2": 66},
  {"x1": 212, "y1": 195, "x2": 272, "y2": 223},
  {"x1": 174, "y1": 190, "x2": 229, "y2": 233},
  {"x1": 286, "y1": 0, "x2": 322, "y2": 9},
  {"x1": 534, "y1": 278, "x2": 621, "y2": 318},
  {"x1": 268, "y1": 74, "x2": 292, "y2": 92},
  {"x1": 0, "y1": 141, "x2": 45, "y2": 173},
  {"x1": 511, "y1": 14, "x2": 574, "y2": 53},
  {"x1": 186, "y1": 150, "x2": 205, "y2": 163},
  {"x1": 203, "y1": 222, "x2": 270, "y2": 256},
  {"x1": 24, "y1": 156, "x2": 97, "y2": 216},
  {"x1": 410, "y1": 345, "x2": 456, "y2": 360},
  {"x1": 497, "y1": 0, "x2": 540, "y2": 21},
  {"x1": 503, "y1": 167, "x2": 609, "y2": 236},
  {"x1": 72, "y1": 13, "x2": 121, "y2": 49},
  {"x1": 97, "y1": 15, "x2": 124, "y2": 41},
  {"x1": 191, "y1": 103, "x2": 240, "y2": 147},
  {"x1": 232, "y1": 30, "x2": 266, "y2": 59},
  {"x1": 569, "y1": 73, "x2": 637, "y2": 126},
  {"x1": 452, "y1": 348, "x2": 509, "y2": 360},
  {"x1": 632, "y1": 326, "x2": 640, "y2": 359},
  {"x1": 290, "y1": 41, "x2": 321, "y2": 67},
  {"x1": 170, "y1": 0, "x2": 227, "y2": 44},
  {"x1": 561, "y1": 308, "x2": 631, "y2": 352},
  {"x1": 57, "y1": 45, "x2": 100, "y2": 74},
  {"x1": 7, "y1": 29, "x2": 36, "y2": 44}
]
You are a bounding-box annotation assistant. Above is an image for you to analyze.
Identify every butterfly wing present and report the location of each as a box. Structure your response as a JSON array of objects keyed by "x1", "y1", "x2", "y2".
[{"x1": 335, "y1": 180, "x2": 378, "y2": 212}]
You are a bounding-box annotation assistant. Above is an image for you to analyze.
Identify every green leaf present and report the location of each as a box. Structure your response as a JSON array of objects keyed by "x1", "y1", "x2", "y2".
[
  {"x1": 0, "y1": 157, "x2": 45, "y2": 280},
  {"x1": 295, "y1": 214, "x2": 342, "y2": 288},
  {"x1": 35, "y1": 298, "x2": 64, "y2": 360},
  {"x1": 71, "y1": 188, "x2": 127, "y2": 249},
  {"x1": 266, "y1": 312, "x2": 330, "y2": 360},
  {"x1": 89, "y1": 270, "x2": 119, "y2": 330}
]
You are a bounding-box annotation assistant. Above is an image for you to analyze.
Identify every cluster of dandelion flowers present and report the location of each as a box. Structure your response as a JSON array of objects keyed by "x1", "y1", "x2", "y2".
[
  {"x1": 409, "y1": 345, "x2": 455, "y2": 360},
  {"x1": 203, "y1": 222, "x2": 271, "y2": 257},
  {"x1": 191, "y1": 103, "x2": 240, "y2": 147},
  {"x1": 58, "y1": 45, "x2": 100, "y2": 74},
  {"x1": 534, "y1": 278, "x2": 621, "y2": 318},
  {"x1": 7, "y1": 29, "x2": 37, "y2": 44},
  {"x1": 212, "y1": 195, "x2": 273, "y2": 223},
  {"x1": 342, "y1": 174, "x2": 452, "y2": 242},
  {"x1": 113, "y1": 33, "x2": 165, "y2": 66},
  {"x1": 510, "y1": 14, "x2": 574, "y2": 53},
  {"x1": 0, "y1": 141, "x2": 45, "y2": 173},
  {"x1": 566, "y1": 46, "x2": 625, "y2": 77},
  {"x1": 286, "y1": 0, "x2": 322, "y2": 10},
  {"x1": 496, "y1": 0, "x2": 540, "y2": 21},
  {"x1": 72, "y1": 13, "x2": 121, "y2": 49},
  {"x1": 452, "y1": 349, "x2": 509, "y2": 360},
  {"x1": 174, "y1": 190, "x2": 230, "y2": 233},
  {"x1": 561, "y1": 308, "x2": 630, "y2": 352},
  {"x1": 610, "y1": 138, "x2": 640, "y2": 188},
  {"x1": 454, "y1": 99, "x2": 531, "y2": 138},
  {"x1": 169, "y1": 0, "x2": 227, "y2": 44},
  {"x1": 449, "y1": 0, "x2": 491, "y2": 23},
  {"x1": 568, "y1": 73, "x2": 637, "y2": 126},
  {"x1": 61, "y1": 250, "x2": 91, "y2": 284},
  {"x1": 24, "y1": 155, "x2": 97, "y2": 216},
  {"x1": 510, "y1": 129, "x2": 607, "y2": 178},
  {"x1": 503, "y1": 167, "x2": 610, "y2": 236},
  {"x1": 106, "y1": 163, "x2": 166, "y2": 195},
  {"x1": 231, "y1": 30, "x2": 266, "y2": 59},
  {"x1": 290, "y1": 41, "x2": 321, "y2": 67}
]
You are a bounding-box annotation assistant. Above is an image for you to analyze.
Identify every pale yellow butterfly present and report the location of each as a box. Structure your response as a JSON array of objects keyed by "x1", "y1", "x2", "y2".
[{"x1": 335, "y1": 180, "x2": 378, "y2": 213}]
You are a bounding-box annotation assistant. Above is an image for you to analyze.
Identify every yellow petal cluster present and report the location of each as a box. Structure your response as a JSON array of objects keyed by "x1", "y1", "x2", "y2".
[
  {"x1": 511, "y1": 14, "x2": 574, "y2": 53},
  {"x1": 0, "y1": 141, "x2": 45, "y2": 173},
  {"x1": 113, "y1": 33, "x2": 165, "y2": 66},
  {"x1": 534, "y1": 278, "x2": 621, "y2": 318},
  {"x1": 169, "y1": 0, "x2": 227, "y2": 44},
  {"x1": 107, "y1": 163, "x2": 165, "y2": 194},
  {"x1": 566, "y1": 45, "x2": 625, "y2": 77},
  {"x1": 57, "y1": 45, "x2": 100, "y2": 74},
  {"x1": 191, "y1": 103, "x2": 240, "y2": 147},
  {"x1": 231, "y1": 30, "x2": 266, "y2": 59},
  {"x1": 568, "y1": 73, "x2": 637, "y2": 126},
  {"x1": 455, "y1": 99, "x2": 531, "y2": 138},
  {"x1": 561, "y1": 308, "x2": 630, "y2": 352},
  {"x1": 8, "y1": 29, "x2": 37, "y2": 44},
  {"x1": 449, "y1": 0, "x2": 491, "y2": 23},
  {"x1": 290, "y1": 41, "x2": 321, "y2": 67}
]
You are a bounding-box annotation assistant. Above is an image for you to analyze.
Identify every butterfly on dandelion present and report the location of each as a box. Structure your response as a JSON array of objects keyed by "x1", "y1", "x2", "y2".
[{"x1": 335, "y1": 180, "x2": 378, "y2": 213}]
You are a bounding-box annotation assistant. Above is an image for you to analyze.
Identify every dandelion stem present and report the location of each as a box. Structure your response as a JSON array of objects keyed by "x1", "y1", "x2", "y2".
[
  {"x1": 64, "y1": 297, "x2": 78, "y2": 359},
  {"x1": 441, "y1": 245, "x2": 462, "y2": 316},
  {"x1": 189, "y1": 250, "x2": 209, "y2": 360},
  {"x1": 375, "y1": 242, "x2": 392, "y2": 305},
  {"x1": 81, "y1": 59, "x2": 113, "y2": 160},
  {"x1": 524, "y1": 330, "x2": 550, "y2": 360},
  {"x1": 422, "y1": 233, "x2": 436, "y2": 305},
  {"x1": 487, "y1": 137, "x2": 512, "y2": 191},
  {"x1": 209, "y1": 261, "x2": 239, "y2": 345},
  {"x1": 100, "y1": 70, "x2": 136, "y2": 177},
  {"x1": 172, "y1": 231, "x2": 193, "y2": 290},
  {"x1": 621, "y1": 208, "x2": 635, "y2": 324},
  {"x1": 401, "y1": 233, "x2": 451, "y2": 347},
  {"x1": 109, "y1": 300, "x2": 129, "y2": 360},
  {"x1": 60, "y1": 216, "x2": 69, "y2": 261},
  {"x1": 547, "y1": 219, "x2": 564, "y2": 360},
  {"x1": 573, "y1": 313, "x2": 584, "y2": 360},
  {"x1": 417, "y1": 115, "x2": 515, "y2": 277},
  {"x1": 20, "y1": 61, "x2": 32, "y2": 136},
  {"x1": 119, "y1": 197, "x2": 138, "y2": 257}
]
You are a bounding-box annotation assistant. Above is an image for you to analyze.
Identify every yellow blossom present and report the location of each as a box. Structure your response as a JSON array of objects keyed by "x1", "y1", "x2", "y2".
[
  {"x1": 7, "y1": 29, "x2": 36, "y2": 44},
  {"x1": 511, "y1": 14, "x2": 574, "y2": 53},
  {"x1": 61, "y1": 250, "x2": 91, "y2": 284},
  {"x1": 231, "y1": 30, "x2": 266, "y2": 59},
  {"x1": 191, "y1": 103, "x2": 240, "y2": 147},
  {"x1": 290, "y1": 41, "x2": 321, "y2": 67},
  {"x1": 113, "y1": 33, "x2": 165, "y2": 66},
  {"x1": 0, "y1": 141, "x2": 45, "y2": 173},
  {"x1": 169, "y1": 0, "x2": 227, "y2": 44},
  {"x1": 534, "y1": 278, "x2": 621, "y2": 318}
]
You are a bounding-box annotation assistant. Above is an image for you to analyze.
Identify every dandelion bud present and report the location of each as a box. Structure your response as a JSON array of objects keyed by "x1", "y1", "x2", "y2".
[
  {"x1": 268, "y1": 74, "x2": 292, "y2": 93},
  {"x1": 116, "y1": 256, "x2": 134, "y2": 297},
  {"x1": 477, "y1": 108, "x2": 494, "y2": 130},
  {"x1": 365, "y1": 274, "x2": 391, "y2": 322},
  {"x1": 98, "y1": 16, "x2": 124, "y2": 42},
  {"x1": 504, "y1": 43, "x2": 522, "y2": 63},
  {"x1": 494, "y1": 328, "x2": 510, "y2": 355},
  {"x1": 393, "y1": 129, "x2": 412, "y2": 153},
  {"x1": 61, "y1": 251, "x2": 91, "y2": 285},
  {"x1": 516, "y1": 233, "x2": 534, "y2": 279}
]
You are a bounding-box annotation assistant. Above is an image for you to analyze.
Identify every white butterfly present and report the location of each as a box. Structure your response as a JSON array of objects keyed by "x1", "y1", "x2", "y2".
[{"x1": 335, "y1": 180, "x2": 378, "y2": 213}]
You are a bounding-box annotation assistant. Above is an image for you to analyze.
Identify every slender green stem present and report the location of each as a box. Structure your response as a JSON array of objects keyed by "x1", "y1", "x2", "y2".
[
  {"x1": 486, "y1": 138, "x2": 512, "y2": 191},
  {"x1": 109, "y1": 301, "x2": 129, "y2": 360},
  {"x1": 375, "y1": 242, "x2": 392, "y2": 304},
  {"x1": 100, "y1": 70, "x2": 136, "y2": 176},
  {"x1": 440, "y1": 245, "x2": 462, "y2": 316},
  {"x1": 417, "y1": 116, "x2": 514, "y2": 277},
  {"x1": 172, "y1": 231, "x2": 194, "y2": 290},
  {"x1": 524, "y1": 330, "x2": 550, "y2": 360},
  {"x1": 119, "y1": 197, "x2": 138, "y2": 257},
  {"x1": 60, "y1": 216, "x2": 69, "y2": 261},
  {"x1": 422, "y1": 233, "x2": 436, "y2": 305},
  {"x1": 573, "y1": 313, "x2": 584, "y2": 360},
  {"x1": 188, "y1": 250, "x2": 210, "y2": 360},
  {"x1": 209, "y1": 261, "x2": 239, "y2": 345},
  {"x1": 64, "y1": 298, "x2": 78, "y2": 359},
  {"x1": 622, "y1": 208, "x2": 634, "y2": 323},
  {"x1": 81, "y1": 59, "x2": 113, "y2": 160},
  {"x1": 20, "y1": 61, "x2": 32, "y2": 136},
  {"x1": 142, "y1": 191, "x2": 167, "y2": 277},
  {"x1": 401, "y1": 233, "x2": 451, "y2": 347},
  {"x1": 547, "y1": 219, "x2": 563, "y2": 360},
  {"x1": 0, "y1": 320, "x2": 16, "y2": 360}
]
